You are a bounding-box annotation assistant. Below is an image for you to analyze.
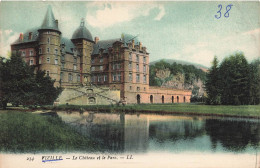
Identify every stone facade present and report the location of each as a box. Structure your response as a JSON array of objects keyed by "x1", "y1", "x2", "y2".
[{"x1": 11, "y1": 6, "x2": 192, "y2": 105}]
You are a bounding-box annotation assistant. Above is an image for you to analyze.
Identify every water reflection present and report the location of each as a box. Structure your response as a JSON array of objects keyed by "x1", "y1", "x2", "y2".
[
  {"x1": 205, "y1": 119, "x2": 260, "y2": 152},
  {"x1": 57, "y1": 112, "x2": 260, "y2": 153}
]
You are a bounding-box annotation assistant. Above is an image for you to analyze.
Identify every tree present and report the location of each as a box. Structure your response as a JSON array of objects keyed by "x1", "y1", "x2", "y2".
[
  {"x1": 205, "y1": 56, "x2": 221, "y2": 105},
  {"x1": 248, "y1": 59, "x2": 260, "y2": 105},
  {"x1": 0, "y1": 53, "x2": 62, "y2": 109},
  {"x1": 218, "y1": 53, "x2": 250, "y2": 105}
]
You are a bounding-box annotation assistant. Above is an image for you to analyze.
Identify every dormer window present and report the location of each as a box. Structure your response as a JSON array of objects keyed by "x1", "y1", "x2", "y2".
[{"x1": 28, "y1": 32, "x2": 33, "y2": 40}]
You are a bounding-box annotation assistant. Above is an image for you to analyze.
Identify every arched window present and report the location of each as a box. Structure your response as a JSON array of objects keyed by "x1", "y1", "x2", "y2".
[
  {"x1": 162, "y1": 95, "x2": 164, "y2": 104},
  {"x1": 137, "y1": 94, "x2": 141, "y2": 104},
  {"x1": 150, "y1": 95, "x2": 153, "y2": 104}
]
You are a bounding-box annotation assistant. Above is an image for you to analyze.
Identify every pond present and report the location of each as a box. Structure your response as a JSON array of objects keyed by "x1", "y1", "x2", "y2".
[{"x1": 57, "y1": 111, "x2": 260, "y2": 154}]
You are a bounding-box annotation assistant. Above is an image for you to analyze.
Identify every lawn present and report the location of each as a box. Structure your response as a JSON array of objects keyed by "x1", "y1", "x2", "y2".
[
  {"x1": 0, "y1": 111, "x2": 98, "y2": 153},
  {"x1": 55, "y1": 103, "x2": 260, "y2": 118}
]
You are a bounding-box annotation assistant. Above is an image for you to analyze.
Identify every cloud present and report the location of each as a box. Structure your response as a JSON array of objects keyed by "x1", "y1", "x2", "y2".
[
  {"x1": 165, "y1": 28, "x2": 260, "y2": 67},
  {"x1": 86, "y1": 2, "x2": 165, "y2": 28},
  {"x1": 154, "y1": 5, "x2": 165, "y2": 21},
  {"x1": 242, "y1": 28, "x2": 260, "y2": 36},
  {"x1": 0, "y1": 29, "x2": 19, "y2": 58}
]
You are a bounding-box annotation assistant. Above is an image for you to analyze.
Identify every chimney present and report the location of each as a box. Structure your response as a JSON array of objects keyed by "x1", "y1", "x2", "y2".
[
  {"x1": 55, "y1": 20, "x2": 58, "y2": 28},
  {"x1": 95, "y1": 37, "x2": 99, "y2": 44},
  {"x1": 19, "y1": 33, "x2": 24, "y2": 41},
  {"x1": 132, "y1": 40, "x2": 135, "y2": 48},
  {"x1": 139, "y1": 42, "x2": 142, "y2": 50}
]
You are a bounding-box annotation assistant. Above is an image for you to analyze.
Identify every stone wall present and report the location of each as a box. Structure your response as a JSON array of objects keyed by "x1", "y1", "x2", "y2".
[{"x1": 57, "y1": 85, "x2": 120, "y2": 105}]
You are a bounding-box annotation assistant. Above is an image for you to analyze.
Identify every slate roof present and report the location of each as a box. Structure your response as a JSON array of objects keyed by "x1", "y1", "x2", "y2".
[
  {"x1": 39, "y1": 5, "x2": 60, "y2": 32},
  {"x1": 71, "y1": 21, "x2": 93, "y2": 42},
  {"x1": 93, "y1": 38, "x2": 121, "y2": 55},
  {"x1": 12, "y1": 27, "x2": 39, "y2": 45},
  {"x1": 121, "y1": 33, "x2": 140, "y2": 45},
  {"x1": 92, "y1": 34, "x2": 141, "y2": 55},
  {"x1": 61, "y1": 37, "x2": 76, "y2": 54}
]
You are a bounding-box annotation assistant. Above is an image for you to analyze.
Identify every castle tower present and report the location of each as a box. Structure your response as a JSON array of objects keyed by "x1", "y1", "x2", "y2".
[
  {"x1": 38, "y1": 6, "x2": 61, "y2": 87},
  {"x1": 71, "y1": 19, "x2": 94, "y2": 85}
]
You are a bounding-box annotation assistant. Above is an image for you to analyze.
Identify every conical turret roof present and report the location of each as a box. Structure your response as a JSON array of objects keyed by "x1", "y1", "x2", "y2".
[{"x1": 39, "y1": 5, "x2": 60, "y2": 33}]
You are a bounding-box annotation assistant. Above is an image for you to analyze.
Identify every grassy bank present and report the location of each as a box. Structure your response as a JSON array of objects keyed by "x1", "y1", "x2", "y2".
[
  {"x1": 0, "y1": 111, "x2": 98, "y2": 153},
  {"x1": 53, "y1": 103, "x2": 260, "y2": 118}
]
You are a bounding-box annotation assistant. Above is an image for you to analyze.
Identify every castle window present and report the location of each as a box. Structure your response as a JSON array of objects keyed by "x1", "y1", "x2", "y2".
[
  {"x1": 61, "y1": 63, "x2": 65, "y2": 69},
  {"x1": 137, "y1": 87, "x2": 140, "y2": 91},
  {"x1": 39, "y1": 48, "x2": 42, "y2": 54},
  {"x1": 144, "y1": 75, "x2": 147, "y2": 83},
  {"x1": 47, "y1": 31, "x2": 50, "y2": 34},
  {"x1": 68, "y1": 73, "x2": 73, "y2": 82},
  {"x1": 100, "y1": 58, "x2": 103, "y2": 63},
  {"x1": 144, "y1": 87, "x2": 146, "y2": 91},
  {"x1": 117, "y1": 63, "x2": 121, "y2": 69},
  {"x1": 30, "y1": 59, "x2": 33, "y2": 65},
  {"x1": 60, "y1": 72, "x2": 63, "y2": 82},
  {"x1": 55, "y1": 48, "x2": 58, "y2": 55},
  {"x1": 143, "y1": 57, "x2": 146, "y2": 63},
  {"x1": 113, "y1": 73, "x2": 117, "y2": 81},
  {"x1": 104, "y1": 75, "x2": 107, "y2": 82},
  {"x1": 39, "y1": 58, "x2": 42, "y2": 64},
  {"x1": 55, "y1": 58, "x2": 58, "y2": 65},
  {"x1": 129, "y1": 86, "x2": 132, "y2": 90},
  {"x1": 118, "y1": 73, "x2": 121, "y2": 81},
  {"x1": 98, "y1": 76, "x2": 102, "y2": 82},
  {"x1": 91, "y1": 66, "x2": 95, "y2": 71},
  {"x1": 73, "y1": 64, "x2": 77, "y2": 71},
  {"x1": 77, "y1": 74, "x2": 80, "y2": 82},
  {"x1": 29, "y1": 50, "x2": 33, "y2": 56},
  {"x1": 91, "y1": 58, "x2": 94, "y2": 64},
  {"x1": 136, "y1": 64, "x2": 139, "y2": 72},
  {"x1": 47, "y1": 37, "x2": 50, "y2": 44},
  {"x1": 21, "y1": 51, "x2": 26, "y2": 56},
  {"x1": 113, "y1": 64, "x2": 116, "y2": 70},
  {"x1": 129, "y1": 62, "x2": 132, "y2": 70},
  {"x1": 136, "y1": 55, "x2": 139, "y2": 62},
  {"x1": 99, "y1": 66, "x2": 103, "y2": 71},
  {"x1": 143, "y1": 65, "x2": 146, "y2": 72},
  {"x1": 74, "y1": 57, "x2": 77, "y2": 63},
  {"x1": 129, "y1": 53, "x2": 132, "y2": 60},
  {"x1": 46, "y1": 70, "x2": 50, "y2": 77},
  {"x1": 129, "y1": 73, "x2": 132, "y2": 81},
  {"x1": 91, "y1": 76, "x2": 96, "y2": 82},
  {"x1": 61, "y1": 55, "x2": 65, "y2": 61},
  {"x1": 47, "y1": 57, "x2": 50, "y2": 63},
  {"x1": 136, "y1": 74, "x2": 140, "y2": 82},
  {"x1": 47, "y1": 48, "x2": 50, "y2": 53}
]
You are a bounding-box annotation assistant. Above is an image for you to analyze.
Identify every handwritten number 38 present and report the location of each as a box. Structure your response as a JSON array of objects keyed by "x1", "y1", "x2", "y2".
[{"x1": 215, "y1": 4, "x2": 233, "y2": 19}]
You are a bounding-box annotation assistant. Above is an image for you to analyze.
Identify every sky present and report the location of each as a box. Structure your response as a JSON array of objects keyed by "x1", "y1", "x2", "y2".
[{"x1": 0, "y1": 1, "x2": 259, "y2": 67}]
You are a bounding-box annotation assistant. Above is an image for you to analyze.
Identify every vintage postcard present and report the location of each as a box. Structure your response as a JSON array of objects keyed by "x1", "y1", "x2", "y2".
[{"x1": 0, "y1": 1, "x2": 260, "y2": 168}]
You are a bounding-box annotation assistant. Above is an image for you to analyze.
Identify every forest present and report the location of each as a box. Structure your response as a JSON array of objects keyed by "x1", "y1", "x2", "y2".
[{"x1": 205, "y1": 52, "x2": 260, "y2": 105}]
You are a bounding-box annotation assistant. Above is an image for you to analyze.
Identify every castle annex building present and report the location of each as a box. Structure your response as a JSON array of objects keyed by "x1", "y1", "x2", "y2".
[{"x1": 11, "y1": 6, "x2": 191, "y2": 104}]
